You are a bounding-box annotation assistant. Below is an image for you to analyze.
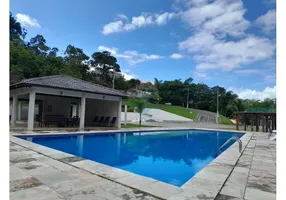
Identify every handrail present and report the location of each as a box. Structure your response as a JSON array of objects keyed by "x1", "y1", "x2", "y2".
[{"x1": 217, "y1": 136, "x2": 242, "y2": 154}]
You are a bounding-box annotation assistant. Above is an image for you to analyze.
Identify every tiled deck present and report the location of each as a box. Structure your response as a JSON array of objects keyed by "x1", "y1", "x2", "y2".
[{"x1": 10, "y1": 130, "x2": 276, "y2": 200}]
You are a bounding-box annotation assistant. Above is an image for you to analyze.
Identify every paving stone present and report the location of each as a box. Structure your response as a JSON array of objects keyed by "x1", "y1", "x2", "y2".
[
  {"x1": 10, "y1": 166, "x2": 32, "y2": 181},
  {"x1": 183, "y1": 187, "x2": 218, "y2": 200},
  {"x1": 247, "y1": 169, "x2": 276, "y2": 193},
  {"x1": 57, "y1": 156, "x2": 85, "y2": 163},
  {"x1": 66, "y1": 186, "x2": 119, "y2": 200},
  {"x1": 244, "y1": 187, "x2": 276, "y2": 200},
  {"x1": 50, "y1": 178, "x2": 91, "y2": 197},
  {"x1": 14, "y1": 160, "x2": 49, "y2": 170},
  {"x1": 215, "y1": 194, "x2": 243, "y2": 200},
  {"x1": 27, "y1": 166, "x2": 76, "y2": 185},
  {"x1": 10, "y1": 177, "x2": 42, "y2": 192},
  {"x1": 138, "y1": 181, "x2": 182, "y2": 199},
  {"x1": 10, "y1": 185, "x2": 64, "y2": 200},
  {"x1": 167, "y1": 192, "x2": 191, "y2": 200},
  {"x1": 123, "y1": 189, "x2": 159, "y2": 200},
  {"x1": 220, "y1": 182, "x2": 245, "y2": 199},
  {"x1": 116, "y1": 174, "x2": 157, "y2": 190},
  {"x1": 182, "y1": 177, "x2": 223, "y2": 192}
]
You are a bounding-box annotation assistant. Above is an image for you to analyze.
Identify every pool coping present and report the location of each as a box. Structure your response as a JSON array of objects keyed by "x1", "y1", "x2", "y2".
[{"x1": 10, "y1": 129, "x2": 253, "y2": 200}]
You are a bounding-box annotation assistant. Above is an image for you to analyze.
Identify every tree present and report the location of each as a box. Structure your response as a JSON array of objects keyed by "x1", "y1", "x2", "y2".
[
  {"x1": 64, "y1": 44, "x2": 89, "y2": 79},
  {"x1": 10, "y1": 12, "x2": 26, "y2": 41},
  {"x1": 90, "y1": 51, "x2": 120, "y2": 86},
  {"x1": 129, "y1": 99, "x2": 147, "y2": 126},
  {"x1": 28, "y1": 34, "x2": 50, "y2": 56}
]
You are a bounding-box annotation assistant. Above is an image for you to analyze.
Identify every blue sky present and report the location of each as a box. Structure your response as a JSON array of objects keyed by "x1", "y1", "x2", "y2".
[{"x1": 10, "y1": 0, "x2": 276, "y2": 100}]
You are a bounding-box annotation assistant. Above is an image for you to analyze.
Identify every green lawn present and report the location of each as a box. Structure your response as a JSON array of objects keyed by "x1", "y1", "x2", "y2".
[
  {"x1": 121, "y1": 123, "x2": 158, "y2": 128},
  {"x1": 146, "y1": 104, "x2": 197, "y2": 120},
  {"x1": 220, "y1": 115, "x2": 234, "y2": 125},
  {"x1": 123, "y1": 100, "x2": 233, "y2": 124}
]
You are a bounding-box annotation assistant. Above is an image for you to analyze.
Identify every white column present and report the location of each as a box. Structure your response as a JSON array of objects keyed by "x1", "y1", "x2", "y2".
[
  {"x1": 11, "y1": 95, "x2": 18, "y2": 127},
  {"x1": 80, "y1": 96, "x2": 86, "y2": 130},
  {"x1": 18, "y1": 102, "x2": 22, "y2": 120},
  {"x1": 116, "y1": 99, "x2": 122, "y2": 128},
  {"x1": 27, "y1": 92, "x2": 36, "y2": 131},
  {"x1": 124, "y1": 104, "x2": 127, "y2": 125}
]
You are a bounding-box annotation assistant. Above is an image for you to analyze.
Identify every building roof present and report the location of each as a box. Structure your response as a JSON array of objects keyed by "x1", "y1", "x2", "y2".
[{"x1": 10, "y1": 75, "x2": 129, "y2": 97}]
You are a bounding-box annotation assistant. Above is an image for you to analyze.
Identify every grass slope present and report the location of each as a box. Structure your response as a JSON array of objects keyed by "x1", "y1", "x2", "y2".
[
  {"x1": 220, "y1": 115, "x2": 234, "y2": 125},
  {"x1": 146, "y1": 104, "x2": 197, "y2": 120},
  {"x1": 122, "y1": 100, "x2": 232, "y2": 124},
  {"x1": 121, "y1": 124, "x2": 157, "y2": 128}
]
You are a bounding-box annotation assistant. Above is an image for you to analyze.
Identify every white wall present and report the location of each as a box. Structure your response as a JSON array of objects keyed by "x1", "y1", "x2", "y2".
[{"x1": 85, "y1": 99, "x2": 119, "y2": 124}]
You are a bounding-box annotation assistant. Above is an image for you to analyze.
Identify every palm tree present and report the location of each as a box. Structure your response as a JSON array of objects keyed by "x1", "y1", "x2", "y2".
[{"x1": 129, "y1": 98, "x2": 147, "y2": 126}]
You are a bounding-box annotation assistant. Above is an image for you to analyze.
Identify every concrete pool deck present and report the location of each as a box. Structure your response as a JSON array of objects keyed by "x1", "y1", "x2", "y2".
[{"x1": 10, "y1": 129, "x2": 276, "y2": 200}]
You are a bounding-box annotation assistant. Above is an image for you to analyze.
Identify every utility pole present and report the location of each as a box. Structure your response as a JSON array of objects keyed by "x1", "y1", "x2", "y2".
[
  {"x1": 112, "y1": 70, "x2": 115, "y2": 89},
  {"x1": 216, "y1": 85, "x2": 219, "y2": 124},
  {"x1": 187, "y1": 87, "x2": 189, "y2": 108}
]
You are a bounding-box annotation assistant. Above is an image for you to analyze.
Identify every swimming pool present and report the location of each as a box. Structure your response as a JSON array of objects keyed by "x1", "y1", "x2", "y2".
[{"x1": 18, "y1": 130, "x2": 243, "y2": 186}]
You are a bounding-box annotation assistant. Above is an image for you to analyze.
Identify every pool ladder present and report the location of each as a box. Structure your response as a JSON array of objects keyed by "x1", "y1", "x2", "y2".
[{"x1": 217, "y1": 136, "x2": 242, "y2": 154}]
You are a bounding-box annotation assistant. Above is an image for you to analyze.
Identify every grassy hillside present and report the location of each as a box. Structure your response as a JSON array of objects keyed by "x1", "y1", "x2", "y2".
[
  {"x1": 220, "y1": 115, "x2": 234, "y2": 125},
  {"x1": 122, "y1": 100, "x2": 233, "y2": 124},
  {"x1": 146, "y1": 104, "x2": 197, "y2": 120}
]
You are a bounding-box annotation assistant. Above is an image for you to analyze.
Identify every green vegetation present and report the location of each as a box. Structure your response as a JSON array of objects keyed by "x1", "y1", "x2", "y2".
[
  {"x1": 10, "y1": 12, "x2": 276, "y2": 121},
  {"x1": 128, "y1": 99, "x2": 147, "y2": 126},
  {"x1": 146, "y1": 104, "x2": 197, "y2": 120},
  {"x1": 220, "y1": 115, "x2": 234, "y2": 125},
  {"x1": 121, "y1": 124, "x2": 157, "y2": 128}
]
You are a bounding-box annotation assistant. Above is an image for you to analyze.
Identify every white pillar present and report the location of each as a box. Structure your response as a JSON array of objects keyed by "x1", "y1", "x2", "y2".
[
  {"x1": 116, "y1": 99, "x2": 122, "y2": 128},
  {"x1": 11, "y1": 95, "x2": 18, "y2": 127},
  {"x1": 18, "y1": 102, "x2": 22, "y2": 120},
  {"x1": 28, "y1": 92, "x2": 36, "y2": 131},
  {"x1": 123, "y1": 133, "x2": 126, "y2": 143},
  {"x1": 124, "y1": 105, "x2": 127, "y2": 125},
  {"x1": 80, "y1": 96, "x2": 86, "y2": 130}
]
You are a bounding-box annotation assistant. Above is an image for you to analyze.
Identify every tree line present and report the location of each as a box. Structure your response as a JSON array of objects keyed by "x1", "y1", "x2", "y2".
[{"x1": 9, "y1": 12, "x2": 275, "y2": 118}]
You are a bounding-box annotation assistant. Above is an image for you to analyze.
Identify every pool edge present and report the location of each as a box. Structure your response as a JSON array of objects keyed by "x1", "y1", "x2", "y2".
[{"x1": 10, "y1": 130, "x2": 252, "y2": 200}]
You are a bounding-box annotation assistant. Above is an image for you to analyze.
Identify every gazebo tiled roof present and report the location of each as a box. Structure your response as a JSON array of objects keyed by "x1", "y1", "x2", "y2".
[{"x1": 10, "y1": 75, "x2": 129, "y2": 97}]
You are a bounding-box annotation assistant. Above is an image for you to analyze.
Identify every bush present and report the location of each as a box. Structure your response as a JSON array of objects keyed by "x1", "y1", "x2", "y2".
[{"x1": 127, "y1": 107, "x2": 134, "y2": 112}]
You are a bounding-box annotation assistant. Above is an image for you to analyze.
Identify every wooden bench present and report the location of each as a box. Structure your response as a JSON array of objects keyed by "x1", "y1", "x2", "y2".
[{"x1": 43, "y1": 115, "x2": 65, "y2": 127}]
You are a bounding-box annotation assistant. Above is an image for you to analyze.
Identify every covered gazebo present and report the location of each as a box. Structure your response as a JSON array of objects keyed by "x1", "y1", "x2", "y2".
[
  {"x1": 10, "y1": 75, "x2": 128, "y2": 131},
  {"x1": 234, "y1": 109, "x2": 276, "y2": 132}
]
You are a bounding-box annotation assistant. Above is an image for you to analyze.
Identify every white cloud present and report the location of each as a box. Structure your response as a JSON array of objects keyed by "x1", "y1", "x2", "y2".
[
  {"x1": 102, "y1": 21, "x2": 123, "y2": 35},
  {"x1": 16, "y1": 13, "x2": 41, "y2": 28},
  {"x1": 255, "y1": 9, "x2": 276, "y2": 34},
  {"x1": 117, "y1": 14, "x2": 129, "y2": 21},
  {"x1": 102, "y1": 12, "x2": 176, "y2": 35},
  {"x1": 170, "y1": 53, "x2": 184, "y2": 59},
  {"x1": 121, "y1": 69, "x2": 137, "y2": 80},
  {"x1": 234, "y1": 69, "x2": 264, "y2": 75},
  {"x1": 194, "y1": 71, "x2": 208, "y2": 78},
  {"x1": 227, "y1": 86, "x2": 276, "y2": 101},
  {"x1": 179, "y1": 32, "x2": 275, "y2": 71},
  {"x1": 97, "y1": 45, "x2": 164, "y2": 65},
  {"x1": 180, "y1": 0, "x2": 250, "y2": 37}
]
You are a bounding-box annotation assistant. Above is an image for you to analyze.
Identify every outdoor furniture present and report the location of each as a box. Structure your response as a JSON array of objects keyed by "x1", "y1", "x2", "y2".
[
  {"x1": 97, "y1": 116, "x2": 105, "y2": 126},
  {"x1": 71, "y1": 116, "x2": 80, "y2": 127},
  {"x1": 109, "y1": 117, "x2": 117, "y2": 127},
  {"x1": 91, "y1": 116, "x2": 99, "y2": 126},
  {"x1": 43, "y1": 115, "x2": 65, "y2": 127},
  {"x1": 101, "y1": 117, "x2": 110, "y2": 127},
  {"x1": 35, "y1": 115, "x2": 43, "y2": 127}
]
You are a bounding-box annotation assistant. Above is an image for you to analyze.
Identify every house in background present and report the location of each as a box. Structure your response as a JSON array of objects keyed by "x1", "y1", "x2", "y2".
[{"x1": 10, "y1": 75, "x2": 128, "y2": 131}]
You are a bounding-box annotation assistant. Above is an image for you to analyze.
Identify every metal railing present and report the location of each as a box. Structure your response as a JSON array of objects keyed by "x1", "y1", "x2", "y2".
[{"x1": 217, "y1": 136, "x2": 242, "y2": 154}]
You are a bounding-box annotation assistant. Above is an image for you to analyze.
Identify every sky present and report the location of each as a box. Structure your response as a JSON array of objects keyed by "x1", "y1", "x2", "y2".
[{"x1": 10, "y1": 0, "x2": 276, "y2": 100}]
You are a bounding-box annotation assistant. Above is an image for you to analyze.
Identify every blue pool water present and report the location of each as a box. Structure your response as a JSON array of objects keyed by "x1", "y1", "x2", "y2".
[{"x1": 18, "y1": 130, "x2": 243, "y2": 186}]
